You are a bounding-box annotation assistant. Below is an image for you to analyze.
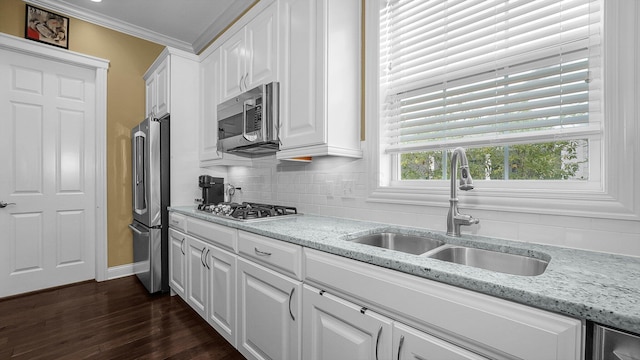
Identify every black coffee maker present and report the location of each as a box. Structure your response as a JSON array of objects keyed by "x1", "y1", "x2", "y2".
[{"x1": 196, "y1": 175, "x2": 224, "y2": 208}]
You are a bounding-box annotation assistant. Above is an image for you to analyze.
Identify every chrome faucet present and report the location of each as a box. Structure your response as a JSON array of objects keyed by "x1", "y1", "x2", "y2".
[{"x1": 447, "y1": 147, "x2": 479, "y2": 236}]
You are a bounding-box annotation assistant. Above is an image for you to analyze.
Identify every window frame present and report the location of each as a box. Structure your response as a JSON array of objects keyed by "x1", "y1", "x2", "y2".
[{"x1": 365, "y1": 0, "x2": 640, "y2": 221}]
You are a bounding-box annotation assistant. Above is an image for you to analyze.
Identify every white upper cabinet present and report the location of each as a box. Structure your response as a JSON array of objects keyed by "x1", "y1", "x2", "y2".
[
  {"x1": 220, "y1": 1, "x2": 277, "y2": 103},
  {"x1": 246, "y1": 3, "x2": 277, "y2": 89},
  {"x1": 199, "y1": 49, "x2": 222, "y2": 163},
  {"x1": 277, "y1": 0, "x2": 362, "y2": 159},
  {"x1": 198, "y1": 1, "x2": 277, "y2": 166},
  {"x1": 199, "y1": 0, "x2": 361, "y2": 163},
  {"x1": 145, "y1": 56, "x2": 169, "y2": 119},
  {"x1": 220, "y1": 29, "x2": 246, "y2": 102},
  {"x1": 199, "y1": 49, "x2": 255, "y2": 167},
  {"x1": 144, "y1": 48, "x2": 200, "y2": 206}
]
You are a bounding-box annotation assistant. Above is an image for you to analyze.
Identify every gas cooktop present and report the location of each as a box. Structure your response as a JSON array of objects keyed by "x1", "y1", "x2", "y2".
[{"x1": 197, "y1": 202, "x2": 299, "y2": 222}]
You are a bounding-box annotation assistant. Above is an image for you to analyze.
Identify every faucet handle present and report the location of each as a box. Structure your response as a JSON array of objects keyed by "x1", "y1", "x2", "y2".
[{"x1": 456, "y1": 213, "x2": 479, "y2": 226}]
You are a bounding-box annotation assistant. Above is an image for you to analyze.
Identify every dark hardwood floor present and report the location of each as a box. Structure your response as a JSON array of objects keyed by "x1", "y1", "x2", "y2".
[{"x1": 0, "y1": 276, "x2": 246, "y2": 360}]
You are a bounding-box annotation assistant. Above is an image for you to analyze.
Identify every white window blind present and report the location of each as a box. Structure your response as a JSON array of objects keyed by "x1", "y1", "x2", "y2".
[{"x1": 381, "y1": 0, "x2": 602, "y2": 153}]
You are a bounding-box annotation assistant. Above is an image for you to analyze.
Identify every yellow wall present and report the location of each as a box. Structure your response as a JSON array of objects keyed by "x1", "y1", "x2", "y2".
[{"x1": 0, "y1": 0, "x2": 165, "y2": 267}]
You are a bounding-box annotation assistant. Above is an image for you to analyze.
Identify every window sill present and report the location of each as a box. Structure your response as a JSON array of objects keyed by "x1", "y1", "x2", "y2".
[{"x1": 367, "y1": 185, "x2": 640, "y2": 221}]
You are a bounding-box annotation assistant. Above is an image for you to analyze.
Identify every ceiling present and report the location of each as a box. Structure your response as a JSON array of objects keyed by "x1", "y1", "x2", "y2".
[{"x1": 24, "y1": 0, "x2": 256, "y2": 54}]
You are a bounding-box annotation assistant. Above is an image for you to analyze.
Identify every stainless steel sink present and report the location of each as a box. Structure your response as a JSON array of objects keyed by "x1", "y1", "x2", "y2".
[
  {"x1": 426, "y1": 245, "x2": 548, "y2": 276},
  {"x1": 348, "y1": 232, "x2": 444, "y2": 255}
]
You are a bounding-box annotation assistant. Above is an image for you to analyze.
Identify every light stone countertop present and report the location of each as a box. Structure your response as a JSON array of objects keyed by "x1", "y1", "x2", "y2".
[{"x1": 170, "y1": 206, "x2": 640, "y2": 334}]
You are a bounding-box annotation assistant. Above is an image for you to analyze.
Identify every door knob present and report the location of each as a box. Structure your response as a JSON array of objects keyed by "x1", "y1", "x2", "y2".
[{"x1": 0, "y1": 201, "x2": 16, "y2": 208}]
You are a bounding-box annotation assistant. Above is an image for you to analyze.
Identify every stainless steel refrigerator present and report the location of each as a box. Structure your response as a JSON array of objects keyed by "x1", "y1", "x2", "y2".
[{"x1": 129, "y1": 116, "x2": 169, "y2": 293}]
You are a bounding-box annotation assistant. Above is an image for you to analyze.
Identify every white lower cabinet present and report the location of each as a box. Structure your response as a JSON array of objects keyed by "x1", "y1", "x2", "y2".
[
  {"x1": 206, "y1": 245, "x2": 237, "y2": 346},
  {"x1": 304, "y1": 248, "x2": 582, "y2": 360},
  {"x1": 186, "y1": 236, "x2": 208, "y2": 318},
  {"x1": 181, "y1": 231, "x2": 238, "y2": 346},
  {"x1": 303, "y1": 284, "x2": 486, "y2": 360},
  {"x1": 237, "y1": 257, "x2": 301, "y2": 360},
  {"x1": 170, "y1": 215, "x2": 582, "y2": 360},
  {"x1": 303, "y1": 284, "x2": 392, "y2": 360},
  {"x1": 168, "y1": 228, "x2": 187, "y2": 300},
  {"x1": 393, "y1": 322, "x2": 488, "y2": 360}
]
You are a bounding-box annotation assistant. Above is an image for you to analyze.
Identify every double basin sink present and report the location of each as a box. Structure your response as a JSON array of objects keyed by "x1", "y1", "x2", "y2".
[{"x1": 347, "y1": 231, "x2": 549, "y2": 276}]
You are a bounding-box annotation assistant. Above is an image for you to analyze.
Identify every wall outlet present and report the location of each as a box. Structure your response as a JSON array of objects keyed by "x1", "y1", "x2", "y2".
[
  {"x1": 341, "y1": 180, "x2": 354, "y2": 196},
  {"x1": 326, "y1": 180, "x2": 334, "y2": 196}
]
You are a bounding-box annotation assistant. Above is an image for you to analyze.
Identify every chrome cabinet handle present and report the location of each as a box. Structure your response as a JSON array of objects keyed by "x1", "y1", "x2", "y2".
[
  {"x1": 397, "y1": 335, "x2": 404, "y2": 360},
  {"x1": 254, "y1": 247, "x2": 272, "y2": 256},
  {"x1": 180, "y1": 238, "x2": 185, "y2": 255},
  {"x1": 288, "y1": 288, "x2": 296, "y2": 321},
  {"x1": 204, "y1": 249, "x2": 211, "y2": 269},
  {"x1": 0, "y1": 201, "x2": 16, "y2": 208},
  {"x1": 375, "y1": 326, "x2": 382, "y2": 360},
  {"x1": 239, "y1": 74, "x2": 245, "y2": 91},
  {"x1": 243, "y1": 72, "x2": 249, "y2": 90},
  {"x1": 200, "y1": 247, "x2": 206, "y2": 267}
]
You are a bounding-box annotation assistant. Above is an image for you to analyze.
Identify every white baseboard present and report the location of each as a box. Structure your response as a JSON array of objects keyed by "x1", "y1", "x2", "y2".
[{"x1": 107, "y1": 263, "x2": 134, "y2": 280}]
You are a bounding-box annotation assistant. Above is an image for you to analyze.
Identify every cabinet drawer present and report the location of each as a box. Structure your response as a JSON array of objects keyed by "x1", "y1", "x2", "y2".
[
  {"x1": 238, "y1": 231, "x2": 302, "y2": 280},
  {"x1": 169, "y1": 212, "x2": 186, "y2": 232},
  {"x1": 186, "y1": 217, "x2": 237, "y2": 252}
]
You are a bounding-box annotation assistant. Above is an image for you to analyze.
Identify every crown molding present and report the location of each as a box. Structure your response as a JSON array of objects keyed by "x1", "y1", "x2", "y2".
[
  {"x1": 24, "y1": 0, "x2": 194, "y2": 52},
  {"x1": 192, "y1": 0, "x2": 256, "y2": 54}
]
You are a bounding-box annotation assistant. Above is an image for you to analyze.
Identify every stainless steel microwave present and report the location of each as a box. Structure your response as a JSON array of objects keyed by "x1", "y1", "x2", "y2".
[{"x1": 217, "y1": 82, "x2": 279, "y2": 156}]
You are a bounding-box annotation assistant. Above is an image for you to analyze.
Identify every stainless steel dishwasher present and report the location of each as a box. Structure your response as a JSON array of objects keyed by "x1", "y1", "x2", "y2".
[{"x1": 591, "y1": 323, "x2": 640, "y2": 360}]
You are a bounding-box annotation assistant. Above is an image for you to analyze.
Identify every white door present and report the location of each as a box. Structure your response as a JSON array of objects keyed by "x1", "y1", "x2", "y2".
[{"x1": 0, "y1": 48, "x2": 96, "y2": 298}]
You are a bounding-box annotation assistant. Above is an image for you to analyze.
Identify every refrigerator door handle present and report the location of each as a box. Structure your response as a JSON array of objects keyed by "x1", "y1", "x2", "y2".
[{"x1": 128, "y1": 223, "x2": 149, "y2": 236}]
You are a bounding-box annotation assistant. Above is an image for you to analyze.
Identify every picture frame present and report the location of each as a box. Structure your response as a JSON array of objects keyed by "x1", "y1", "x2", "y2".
[{"x1": 25, "y1": 4, "x2": 69, "y2": 49}]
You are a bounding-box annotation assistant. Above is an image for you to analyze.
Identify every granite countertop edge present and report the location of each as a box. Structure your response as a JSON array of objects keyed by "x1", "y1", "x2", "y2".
[{"x1": 169, "y1": 206, "x2": 640, "y2": 334}]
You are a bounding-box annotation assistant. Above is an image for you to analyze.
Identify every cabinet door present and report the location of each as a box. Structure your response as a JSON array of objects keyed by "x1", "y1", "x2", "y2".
[
  {"x1": 393, "y1": 323, "x2": 488, "y2": 360},
  {"x1": 168, "y1": 229, "x2": 187, "y2": 299},
  {"x1": 145, "y1": 74, "x2": 156, "y2": 119},
  {"x1": 155, "y1": 57, "x2": 170, "y2": 118},
  {"x1": 186, "y1": 236, "x2": 208, "y2": 319},
  {"x1": 220, "y1": 29, "x2": 247, "y2": 102},
  {"x1": 278, "y1": 0, "x2": 324, "y2": 150},
  {"x1": 237, "y1": 257, "x2": 301, "y2": 360},
  {"x1": 245, "y1": 1, "x2": 277, "y2": 89},
  {"x1": 199, "y1": 49, "x2": 222, "y2": 162},
  {"x1": 206, "y1": 246, "x2": 237, "y2": 347},
  {"x1": 303, "y1": 284, "x2": 393, "y2": 360}
]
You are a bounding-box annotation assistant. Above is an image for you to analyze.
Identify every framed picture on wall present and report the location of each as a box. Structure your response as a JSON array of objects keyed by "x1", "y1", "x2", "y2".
[{"x1": 25, "y1": 4, "x2": 69, "y2": 49}]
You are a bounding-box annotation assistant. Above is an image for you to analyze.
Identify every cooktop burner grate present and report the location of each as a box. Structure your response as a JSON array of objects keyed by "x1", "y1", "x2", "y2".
[{"x1": 197, "y1": 202, "x2": 298, "y2": 221}]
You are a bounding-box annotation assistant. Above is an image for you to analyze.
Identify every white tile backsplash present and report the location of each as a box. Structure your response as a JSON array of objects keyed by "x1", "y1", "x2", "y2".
[{"x1": 225, "y1": 154, "x2": 640, "y2": 258}]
